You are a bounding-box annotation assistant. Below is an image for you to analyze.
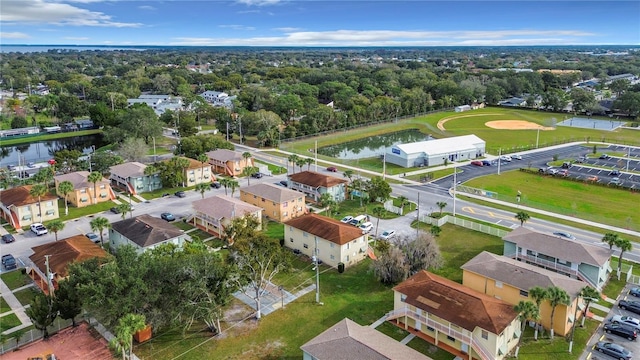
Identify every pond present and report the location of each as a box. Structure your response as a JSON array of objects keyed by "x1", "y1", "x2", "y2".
[
  {"x1": 317, "y1": 129, "x2": 432, "y2": 160},
  {"x1": 0, "y1": 134, "x2": 105, "y2": 167}
]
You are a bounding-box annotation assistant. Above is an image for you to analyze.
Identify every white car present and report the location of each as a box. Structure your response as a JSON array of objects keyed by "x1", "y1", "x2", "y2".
[
  {"x1": 379, "y1": 230, "x2": 396, "y2": 240},
  {"x1": 513, "y1": 154, "x2": 523, "y2": 160},
  {"x1": 359, "y1": 222, "x2": 373, "y2": 234},
  {"x1": 340, "y1": 216, "x2": 353, "y2": 224},
  {"x1": 553, "y1": 231, "x2": 576, "y2": 240},
  {"x1": 499, "y1": 155, "x2": 512, "y2": 162},
  {"x1": 30, "y1": 223, "x2": 48, "y2": 236},
  {"x1": 609, "y1": 315, "x2": 640, "y2": 331}
]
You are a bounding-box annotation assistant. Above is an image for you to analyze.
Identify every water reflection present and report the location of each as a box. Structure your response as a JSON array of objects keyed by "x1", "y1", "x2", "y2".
[
  {"x1": 318, "y1": 129, "x2": 431, "y2": 159},
  {"x1": 0, "y1": 134, "x2": 105, "y2": 166}
]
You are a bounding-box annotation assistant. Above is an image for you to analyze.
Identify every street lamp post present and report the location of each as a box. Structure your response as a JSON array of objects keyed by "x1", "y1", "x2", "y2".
[{"x1": 152, "y1": 137, "x2": 157, "y2": 162}]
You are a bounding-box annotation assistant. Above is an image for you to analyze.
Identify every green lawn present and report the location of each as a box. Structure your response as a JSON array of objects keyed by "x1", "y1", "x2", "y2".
[
  {"x1": 0, "y1": 271, "x2": 32, "y2": 290},
  {"x1": 0, "y1": 129, "x2": 102, "y2": 146},
  {"x1": 464, "y1": 169, "x2": 639, "y2": 232},
  {"x1": 516, "y1": 320, "x2": 599, "y2": 360},
  {"x1": 58, "y1": 198, "x2": 117, "y2": 221},
  {"x1": 13, "y1": 287, "x2": 40, "y2": 307},
  {"x1": 263, "y1": 221, "x2": 284, "y2": 241},
  {"x1": 0, "y1": 296, "x2": 11, "y2": 314},
  {"x1": 173, "y1": 220, "x2": 195, "y2": 231},
  {"x1": 0, "y1": 313, "x2": 21, "y2": 333}
]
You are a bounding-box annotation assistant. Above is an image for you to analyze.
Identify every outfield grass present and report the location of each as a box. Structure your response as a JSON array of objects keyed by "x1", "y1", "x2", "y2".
[
  {"x1": 464, "y1": 169, "x2": 639, "y2": 232},
  {"x1": 0, "y1": 271, "x2": 32, "y2": 290}
]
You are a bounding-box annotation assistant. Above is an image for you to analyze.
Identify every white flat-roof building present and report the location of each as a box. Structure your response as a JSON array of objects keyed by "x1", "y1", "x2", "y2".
[{"x1": 385, "y1": 134, "x2": 486, "y2": 168}]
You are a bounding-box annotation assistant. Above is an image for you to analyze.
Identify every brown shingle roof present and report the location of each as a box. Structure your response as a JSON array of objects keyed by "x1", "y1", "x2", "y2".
[
  {"x1": 461, "y1": 251, "x2": 585, "y2": 299},
  {"x1": 284, "y1": 213, "x2": 362, "y2": 245},
  {"x1": 205, "y1": 149, "x2": 243, "y2": 162},
  {"x1": 29, "y1": 235, "x2": 109, "y2": 278},
  {"x1": 300, "y1": 318, "x2": 431, "y2": 360},
  {"x1": 109, "y1": 162, "x2": 147, "y2": 178},
  {"x1": 503, "y1": 227, "x2": 612, "y2": 267},
  {"x1": 241, "y1": 183, "x2": 303, "y2": 203},
  {"x1": 0, "y1": 185, "x2": 59, "y2": 207},
  {"x1": 192, "y1": 195, "x2": 262, "y2": 220},
  {"x1": 54, "y1": 171, "x2": 109, "y2": 188},
  {"x1": 111, "y1": 214, "x2": 184, "y2": 248},
  {"x1": 288, "y1": 171, "x2": 347, "y2": 188},
  {"x1": 393, "y1": 271, "x2": 518, "y2": 334}
]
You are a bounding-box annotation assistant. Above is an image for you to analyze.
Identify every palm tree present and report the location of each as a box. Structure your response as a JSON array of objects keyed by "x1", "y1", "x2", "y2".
[
  {"x1": 116, "y1": 203, "x2": 130, "y2": 221},
  {"x1": 110, "y1": 313, "x2": 146, "y2": 360},
  {"x1": 143, "y1": 164, "x2": 158, "y2": 191},
  {"x1": 197, "y1": 153, "x2": 209, "y2": 181},
  {"x1": 304, "y1": 157, "x2": 313, "y2": 171},
  {"x1": 546, "y1": 286, "x2": 570, "y2": 339},
  {"x1": 242, "y1": 166, "x2": 259, "y2": 186},
  {"x1": 579, "y1": 286, "x2": 600, "y2": 327},
  {"x1": 397, "y1": 195, "x2": 409, "y2": 215},
  {"x1": 58, "y1": 180, "x2": 74, "y2": 216},
  {"x1": 176, "y1": 157, "x2": 191, "y2": 187},
  {"x1": 87, "y1": 171, "x2": 103, "y2": 205},
  {"x1": 287, "y1": 154, "x2": 299, "y2": 174},
  {"x1": 514, "y1": 211, "x2": 530, "y2": 226},
  {"x1": 195, "y1": 182, "x2": 209, "y2": 199},
  {"x1": 29, "y1": 184, "x2": 47, "y2": 223},
  {"x1": 372, "y1": 206, "x2": 385, "y2": 240},
  {"x1": 616, "y1": 238, "x2": 633, "y2": 275},
  {"x1": 46, "y1": 219, "x2": 65, "y2": 241},
  {"x1": 219, "y1": 177, "x2": 231, "y2": 196},
  {"x1": 513, "y1": 300, "x2": 540, "y2": 357},
  {"x1": 602, "y1": 232, "x2": 619, "y2": 250},
  {"x1": 90, "y1": 216, "x2": 111, "y2": 247},
  {"x1": 295, "y1": 158, "x2": 306, "y2": 173},
  {"x1": 343, "y1": 170, "x2": 354, "y2": 199},
  {"x1": 229, "y1": 179, "x2": 239, "y2": 197},
  {"x1": 529, "y1": 286, "x2": 548, "y2": 340},
  {"x1": 436, "y1": 201, "x2": 447, "y2": 216},
  {"x1": 319, "y1": 193, "x2": 336, "y2": 217},
  {"x1": 242, "y1": 151, "x2": 253, "y2": 168}
]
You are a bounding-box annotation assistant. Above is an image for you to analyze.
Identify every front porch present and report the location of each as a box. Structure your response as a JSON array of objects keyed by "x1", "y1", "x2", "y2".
[{"x1": 388, "y1": 319, "x2": 474, "y2": 360}]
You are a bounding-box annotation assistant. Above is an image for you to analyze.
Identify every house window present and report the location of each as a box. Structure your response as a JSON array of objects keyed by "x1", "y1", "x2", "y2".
[
  {"x1": 80, "y1": 189, "x2": 86, "y2": 193},
  {"x1": 46, "y1": 201, "x2": 53, "y2": 207},
  {"x1": 290, "y1": 238, "x2": 293, "y2": 243},
  {"x1": 330, "y1": 255, "x2": 335, "y2": 260},
  {"x1": 346, "y1": 242, "x2": 350, "y2": 250},
  {"x1": 22, "y1": 215, "x2": 32, "y2": 220},
  {"x1": 261, "y1": 198, "x2": 265, "y2": 202},
  {"x1": 401, "y1": 294, "x2": 407, "y2": 302},
  {"x1": 100, "y1": 193, "x2": 108, "y2": 198},
  {"x1": 22, "y1": 206, "x2": 30, "y2": 213},
  {"x1": 495, "y1": 281, "x2": 503, "y2": 288},
  {"x1": 189, "y1": 170, "x2": 195, "y2": 175},
  {"x1": 189, "y1": 178, "x2": 195, "y2": 182},
  {"x1": 80, "y1": 198, "x2": 88, "y2": 203},
  {"x1": 204, "y1": 175, "x2": 209, "y2": 179},
  {"x1": 303, "y1": 232, "x2": 308, "y2": 238},
  {"x1": 447, "y1": 336, "x2": 455, "y2": 342},
  {"x1": 345, "y1": 255, "x2": 349, "y2": 262},
  {"x1": 303, "y1": 244, "x2": 309, "y2": 249},
  {"x1": 45, "y1": 210, "x2": 55, "y2": 215},
  {"x1": 100, "y1": 184, "x2": 106, "y2": 189},
  {"x1": 520, "y1": 289, "x2": 529, "y2": 297},
  {"x1": 330, "y1": 243, "x2": 334, "y2": 248},
  {"x1": 283, "y1": 212, "x2": 288, "y2": 217},
  {"x1": 283, "y1": 201, "x2": 288, "y2": 208},
  {"x1": 481, "y1": 330, "x2": 488, "y2": 340}
]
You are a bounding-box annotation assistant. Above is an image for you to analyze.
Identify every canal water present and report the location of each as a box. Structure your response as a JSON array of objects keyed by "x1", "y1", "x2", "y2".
[
  {"x1": 317, "y1": 129, "x2": 431, "y2": 159},
  {"x1": 0, "y1": 134, "x2": 105, "y2": 167}
]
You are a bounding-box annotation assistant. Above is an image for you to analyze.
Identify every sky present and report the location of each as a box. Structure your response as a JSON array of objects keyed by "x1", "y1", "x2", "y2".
[{"x1": 1, "y1": 0, "x2": 639, "y2": 47}]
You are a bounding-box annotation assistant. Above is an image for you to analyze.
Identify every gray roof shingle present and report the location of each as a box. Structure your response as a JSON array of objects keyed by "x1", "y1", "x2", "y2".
[
  {"x1": 240, "y1": 183, "x2": 303, "y2": 203},
  {"x1": 192, "y1": 195, "x2": 262, "y2": 220},
  {"x1": 111, "y1": 214, "x2": 184, "y2": 248}
]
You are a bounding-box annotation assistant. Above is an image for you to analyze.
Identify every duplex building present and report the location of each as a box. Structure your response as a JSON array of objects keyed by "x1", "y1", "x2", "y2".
[
  {"x1": 109, "y1": 162, "x2": 162, "y2": 195},
  {"x1": 287, "y1": 171, "x2": 347, "y2": 203},
  {"x1": 385, "y1": 135, "x2": 486, "y2": 168},
  {"x1": 109, "y1": 214, "x2": 190, "y2": 253},
  {"x1": 54, "y1": 171, "x2": 116, "y2": 207},
  {"x1": 0, "y1": 185, "x2": 59, "y2": 229},
  {"x1": 200, "y1": 91, "x2": 236, "y2": 108},
  {"x1": 206, "y1": 149, "x2": 253, "y2": 177},
  {"x1": 169, "y1": 157, "x2": 215, "y2": 187},
  {"x1": 191, "y1": 195, "x2": 262, "y2": 239},
  {"x1": 284, "y1": 214, "x2": 368, "y2": 269},
  {"x1": 503, "y1": 227, "x2": 612, "y2": 290},
  {"x1": 240, "y1": 183, "x2": 306, "y2": 222},
  {"x1": 388, "y1": 271, "x2": 521, "y2": 360},
  {"x1": 462, "y1": 251, "x2": 587, "y2": 337}
]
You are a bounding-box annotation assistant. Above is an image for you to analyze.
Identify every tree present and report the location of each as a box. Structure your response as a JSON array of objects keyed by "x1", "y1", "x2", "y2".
[
  {"x1": 513, "y1": 301, "x2": 540, "y2": 357},
  {"x1": 529, "y1": 286, "x2": 548, "y2": 340},
  {"x1": 371, "y1": 246, "x2": 408, "y2": 284},
  {"x1": 242, "y1": 151, "x2": 253, "y2": 168},
  {"x1": 319, "y1": 192, "x2": 337, "y2": 217},
  {"x1": 579, "y1": 286, "x2": 600, "y2": 327},
  {"x1": 365, "y1": 176, "x2": 392, "y2": 203},
  {"x1": 58, "y1": 180, "x2": 74, "y2": 216},
  {"x1": 546, "y1": 286, "x2": 570, "y2": 339},
  {"x1": 176, "y1": 157, "x2": 191, "y2": 187},
  {"x1": 25, "y1": 293, "x2": 57, "y2": 339},
  {"x1": 616, "y1": 238, "x2": 632, "y2": 275},
  {"x1": 91, "y1": 151, "x2": 123, "y2": 174},
  {"x1": 436, "y1": 201, "x2": 447, "y2": 216},
  {"x1": 342, "y1": 169, "x2": 354, "y2": 198},
  {"x1": 602, "y1": 232, "x2": 619, "y2": 250},
  {"x1": 304, "y1": 157, "x2": 314, "y2": 171},
  {"x1": 514, "y1": 211, "x2": 530, "y2": 226},
  {"x1": 231, "y1": 233, "x2": 290, "y2": 319},
  {"x1": 195, "y1": 182, "x2": 209, "y2": 199},
  {"x1": 397, "y1": 195, "x2": 409, "y2": 215},
  {"x1": 54, "y1": 280, "x2": 82, "y2": 327},
  {"x1": 116, "y1": 203, "x2": 131, "y2": 220},
  {"x1": 197, "y1": 153, "x2": 209, "y2": 182},
  {"x1": 118, "y1": 137, "x2": 149, "y2": 162},
  {"x1": 287, "y1": 154, "x2": 299, "y2": 174},
  {"x1": 219, "y1": 177, "x2": 232, "y2": 196},
  {"x1": 10, "y1": 115, "x2": 28, "y2": 129},
  {"x1": 242, "y1": 166, "x2": 259, "y2": 186},
  {"x1": 90, "y1": 216, "x2": 111, "y2": 247},
  {"x1": 29, "y1": 184, "x2": 47, "y2": 223},
  {"x1": 372, "y1": 206, "x2": 385, "y2": 239},
  {"x1": 117, "y1": 105, "x2": 163, "y2": 144},
  {"x1": 397, "y1": 233, "x2": 443, "y2": 276},
  {"x1": 87, "y1": 171, "x2": 103, "y2": 205},
  {"x1": 295, "y1": 158, "x2": 306, "y2": 173},
  {"x1": 229, "y1": 179, "x2": 239, "y2": 197},
  {"x1": 46, "y1": 219, "x2": 65, "y2": 241},
  {"x1": 110, "y1": 313, "x2": 147, "y2": 360}
]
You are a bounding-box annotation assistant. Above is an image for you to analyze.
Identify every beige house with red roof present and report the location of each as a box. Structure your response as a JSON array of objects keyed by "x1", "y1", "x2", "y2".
[
  {"x1": 54, "y1": 171, "x2": 116, "y2": 208},
  {"x1": 284, "y1": 213, "x2": 368, "y2": 269},
  {"x1": 287, "y1": 171, "x2": 347, "y2": 203},
  {"x1": 191, "y1": 195, "x2": 263, "y2": 238},
  {"x1": 240, "y1": 183, "x2": 306, "y2": 222},
  {"x1": 0, "y1": 185, "x2": 59, "y2": 229},
  {"x1": 29, "y1": 235, "x2": 109, "y2": 295},
  {"x1": 389, "y1": 271, "x2": 521, "y2": 360},
  {"x1": 206, "y1": 149, "x2": 253, "y2": 177}
]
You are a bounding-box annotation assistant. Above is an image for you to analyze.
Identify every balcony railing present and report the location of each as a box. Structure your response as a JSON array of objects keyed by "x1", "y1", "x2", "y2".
[{"x1": 506, "y1": 252, "x2": 600, "y2": 289}]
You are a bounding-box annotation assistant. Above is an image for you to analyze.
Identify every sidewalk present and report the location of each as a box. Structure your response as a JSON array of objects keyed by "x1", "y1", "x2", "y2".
[{"x1": 0, "y1": 279, "x2": 34, "y2": 335}]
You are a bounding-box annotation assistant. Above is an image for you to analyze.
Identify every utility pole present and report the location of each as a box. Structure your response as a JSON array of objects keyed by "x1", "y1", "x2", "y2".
[
  {"x1": 382, "y1": 151, "x2": 386, "y2": 180},
  {"x1": 416, "y1": 192, "x2": 420, "y2": 238},
  {"x1": 453, "y1": 165, "x2": 457, "y2": 217},
  {"x1": 45, "y1": 255, "x2": 54, "y2": 296},
  {"x1": 536, "y1": 128, "x2": 540, "y2": 149},
  {"x1": 497, "y1": 148, "x2": 502, "y2": 175},
  {"x1": 568, "y1": 295, "x2": 581, "y2": 353},
  {"x1": 314, "y1": 140, "x2": 318, "y2": 172}
]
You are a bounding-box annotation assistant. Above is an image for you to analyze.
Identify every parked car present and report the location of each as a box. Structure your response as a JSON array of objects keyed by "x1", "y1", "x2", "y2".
[
  {"x1": 279, "y1": 180, "x2": 288, "y2": 187},
  {"x1": 599, "y1": 154, "x2": 610, "y2": 159},
  {"x1": 603, "y1": 322, "x2": 637, "y2": 340},
  {"x1": 558, "y1": 169, "x2": 569, "y2": 177},
  {"x1": 610, "y1": 169, "x2": 621, "y2": 176},
  {"x1": 2, "y1": 254, "x2": 17, "y2": 270},
  {"x1": 175, "y1": 191, "x2": 186, "y2": 198},
  {"x1": 586, "y1": 175, "x2": 599, "y2": 182},
  {"x1": 349, "y1": 215, "x2": 367, "y2": 227},
  {"x1": 210, "y1": 181, "x2": 221, "y2": 189},
  {"x1": 359, "y1": 222, "x2": 373, "y2": 234},
  {"x1": 547, "y1": 168, "x2": 559, "y2": 176},
  {"x1": 610, "y1": 177, "x2": 622, "y2": 185},
  {"x1": 481, "y1": 160, "x2": 492, "y2": 166},
  {"x1": 561, "y1": 162, "x2": 572, "y2": 169},
  {"x1": 630, "y1": 288, "x2": 640, "y2": 297},
  {"x1": 340, "y1": 215, "x2": 353, "y2": 224},
  {"x1": 513, "y1": 154, "x2": 523, "y2": 160},
  {"x1": 27, "y1": 162, "x2": 36, "y2": 168},
  {"x1": 553, "y1": 231, "x2": 576, "y2": 240},
  {"x1": 7, "y1": 164, "x2": 16, "y2": 171},
  {"x1": 379, "y1": 230, "x2": 396, "y2": 240},
  {"x1": 85, "y1": 232, "x2": 100, "y2": 243},
  {"x1": 471, "y1": 160, "x2": 483, "y2": 167},
  {"x1": 110, "y1": 204, "x2": 133, "y2": 214},
  {"x1": 1, "y1": 234, "x2": 16, "y2": 243},
  {"x1": 251, "y1": 172, "x2": 263, "y2": 178},
  {"x1": 499, "y1": 155, "x2": 512, "y2": 162},
  {"x1": 610, "y1": 315, "x2": 640, "y2": 331},
  {"x1": 619, "y1": 300, "x2": 640, "y2": 315},
  {"x1": 30, "y1": 223, "x2": 48, "y2": 236},
  {"x1": 593, "y1": 341, "x2": 633, "y2": 360},
  {"x1": 161, "y1": 212, "x2": 175, "y2": 221},
  {"x1": 326, "y1": 166, "x2": 338, "y2": 172}
]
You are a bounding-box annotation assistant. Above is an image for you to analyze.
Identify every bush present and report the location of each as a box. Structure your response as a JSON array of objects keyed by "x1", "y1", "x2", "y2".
[{"x1": 10, "y1": 116, "x2": 27, "y2": 129}]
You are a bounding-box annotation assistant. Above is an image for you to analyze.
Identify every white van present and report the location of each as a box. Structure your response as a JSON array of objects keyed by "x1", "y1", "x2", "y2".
[
  {"x1": 348, "y1": 215, "x2": 367, "y2": 227},
  {"x1": 359, "y1": 222, "x2": 373, "y2": 234}
]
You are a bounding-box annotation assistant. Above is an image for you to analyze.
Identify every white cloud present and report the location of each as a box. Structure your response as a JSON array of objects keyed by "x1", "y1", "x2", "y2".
[
  {"x1": 2, "y1": 0, "x2": 143, "y2": 27},
  {"x1": 63, "y1": 36, "x2": 89, "y2": 40},
  {"x1": 1, "y1": 32, "x2": 30, "y2": 39},
  {"x1": 218, "y1": 24, "x2": 256, "y2": 31},
  {"x1": 237, "y1": 10, "x2": 261, "y2": 14},
  {"x1": 138, "y1": 5, "x2": 155, "y2": 11},
  {"x1": 235, "y1": 0, "x2": 282, "y2": 6},
  {"x1": 273, "y1": 27, "x2": 303, "y2": 32}
]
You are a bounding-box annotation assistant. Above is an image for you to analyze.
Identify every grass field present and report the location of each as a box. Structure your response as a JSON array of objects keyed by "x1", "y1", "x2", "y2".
[
  {"x1": 0, "y1": 271, "x2": 32, "y2": 290},
  {"x1": 464, "y1": 169, "x2": 639, "y2": 232},
  {"x1": 0, "y1": 129, "x2": 102, "y2": 146},
  {"x1": 0, "y1": 313, "x2": 21, "y2": 333}
]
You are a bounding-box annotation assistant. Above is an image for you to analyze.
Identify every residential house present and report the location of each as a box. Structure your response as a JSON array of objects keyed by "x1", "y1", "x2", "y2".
[
  {"x1": 503, "y1": 227, "x2": 612, "y2": 291},
  {"x1": 191, "y1": 195, "x2": 262, "y2": 238},
  {"x1": 240, "y1": 183, "x2": 306, "y2": 223},
  {"x1": 284, "y1": 214, "x2": 368, "y2": 269},
  {"x1": 206, "y1": 149, "x2": 253, "y2": 177},
  {"x1": 127, "y1": 94, "x2": 183, "y2": 116},
  {"x1": 462, "y1": 251, "x2": 587, "y2": 337},
  {"x1": 168, "y1": 157, "x2": 215, "y2": 187},
  {"x1": 109, "y1": 214, "x2": 190, "y2": 253},
  {"x1": 54, "y1": 171, "x2": 116, "y2": 208},
  {"x1": 301, "y1": 318, "x2": 432, "y2": 360},
  {"x1": 28, "y1": 235, "x2": 109, "y2": 295},
  {"x1": 109, "y1": 162, "x2": 162, "y2": 195},
  {"x1": 199, "y1": 90, "x2": 236, "y2": 108},
  {"x1": 388, "y1": 271, "x2": 521, "y2": 360},
  {"x1": 455, "y1": 105, "x2": 472, "y2": 112},
  {"x1": 498, "y1": 97, "x2": 527, "y2": 107},
  {"x1": 287, "y1": 171, "x2": 348, "y2": 203},
  {"x1": 0, "y1": 185, "x2": 59, "y2": 229}
]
